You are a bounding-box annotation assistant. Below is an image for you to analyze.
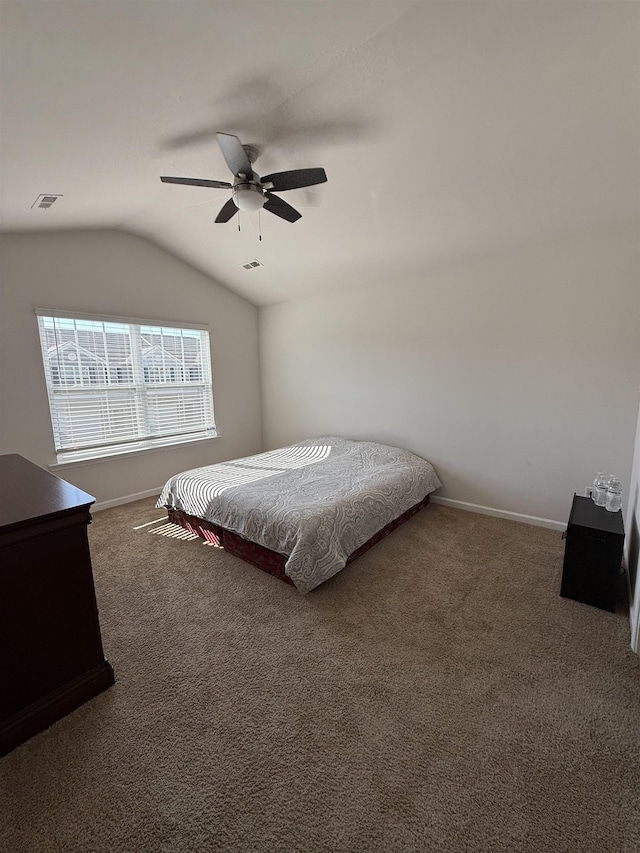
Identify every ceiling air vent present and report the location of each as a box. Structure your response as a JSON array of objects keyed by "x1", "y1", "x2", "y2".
[
  {"x1": 32, "y1": 193, "x2": 63, "y2": 210},
  {"x1": 241, "y1": 259, "x2": 264, "y2": 271}
]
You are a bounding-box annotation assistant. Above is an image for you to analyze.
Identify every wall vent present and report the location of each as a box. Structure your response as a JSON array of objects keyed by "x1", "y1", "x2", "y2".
[
  {"x1": 241, "y1": 259, "x2": 264, "y2": 270},
  {"x1": 32, "y1": 193, "x2": 63, "y2": 210}
]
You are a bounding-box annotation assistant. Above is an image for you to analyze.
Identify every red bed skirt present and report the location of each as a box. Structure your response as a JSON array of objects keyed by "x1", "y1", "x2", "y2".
[{"x1": 166, "y1": 494, "x2": 430, "y2": 589}]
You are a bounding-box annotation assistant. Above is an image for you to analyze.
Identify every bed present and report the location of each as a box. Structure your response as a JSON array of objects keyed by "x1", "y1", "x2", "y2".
[{"x1": 157, "y1": 436, "x2": 442, "y2": 593}]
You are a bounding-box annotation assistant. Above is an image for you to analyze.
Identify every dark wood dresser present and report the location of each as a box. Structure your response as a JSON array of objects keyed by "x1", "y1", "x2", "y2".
[{"x1": 0, "y1": 454, "x2": 114, "y2": 756}]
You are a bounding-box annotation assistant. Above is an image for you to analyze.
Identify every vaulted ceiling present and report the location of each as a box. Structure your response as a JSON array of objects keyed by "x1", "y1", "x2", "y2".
[{"x1": 1, "y1": 1, "x2": 637, "y2": 306}]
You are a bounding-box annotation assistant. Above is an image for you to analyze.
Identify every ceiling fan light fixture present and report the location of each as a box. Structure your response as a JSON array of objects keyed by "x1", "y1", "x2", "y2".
[
  {"x1": 232, "y1": 184, "x2": 265, "y2": 213},
  {"x1": 161, "y1": 132, "x2": 326, "y2": 224}
]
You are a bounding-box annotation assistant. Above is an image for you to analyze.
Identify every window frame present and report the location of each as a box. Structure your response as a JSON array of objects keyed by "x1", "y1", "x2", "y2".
[{"x1": 36, "y1": 309, "x2": 217, "y2": 464}]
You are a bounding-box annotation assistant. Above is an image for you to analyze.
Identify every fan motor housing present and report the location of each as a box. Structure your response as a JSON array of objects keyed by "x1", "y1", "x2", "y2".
[{"x1": 232, "y1": 181, "x2": 265, "y2": 212}]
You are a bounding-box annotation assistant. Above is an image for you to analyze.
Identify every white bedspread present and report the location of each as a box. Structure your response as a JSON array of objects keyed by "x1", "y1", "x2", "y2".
[{"x1": 157, "y1": 437, "x2": 441, "y2": 592}]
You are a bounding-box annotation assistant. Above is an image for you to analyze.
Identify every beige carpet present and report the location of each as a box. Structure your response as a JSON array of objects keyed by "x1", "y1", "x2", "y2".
[{"x1": 1, "y1": 498, "x2": 639, "y2": 853}]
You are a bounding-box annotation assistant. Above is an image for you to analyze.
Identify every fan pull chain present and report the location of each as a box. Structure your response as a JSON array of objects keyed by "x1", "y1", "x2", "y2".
[{"x1": 258, "y1": 209, "x2": 262, "y2": 241}]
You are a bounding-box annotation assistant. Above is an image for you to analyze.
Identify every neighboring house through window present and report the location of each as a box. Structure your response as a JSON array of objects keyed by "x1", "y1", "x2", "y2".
[{"x1": 36, "y1": 310, "x2": 217, "y2": 463}]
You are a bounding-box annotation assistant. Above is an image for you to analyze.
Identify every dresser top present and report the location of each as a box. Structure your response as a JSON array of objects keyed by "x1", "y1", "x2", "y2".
[{"x1": 0, "y1": 454, "x2": 95, "y2": 530}]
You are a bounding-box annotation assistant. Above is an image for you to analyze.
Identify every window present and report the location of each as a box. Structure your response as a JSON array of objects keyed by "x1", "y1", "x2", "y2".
[{"x1": 36, "y1": 310, "x2": 217, "y2": 463}]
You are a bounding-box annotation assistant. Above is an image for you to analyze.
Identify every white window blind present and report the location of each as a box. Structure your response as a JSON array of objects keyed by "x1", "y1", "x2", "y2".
[{"x1": 36, "y1": 310, "x2": 216, "y2": 462}]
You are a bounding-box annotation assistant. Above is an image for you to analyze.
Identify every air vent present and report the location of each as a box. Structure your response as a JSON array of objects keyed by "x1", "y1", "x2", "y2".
[
  {"x1": 32, "y1": 193, "x2": 63, "y2": 210},
  {"x1": 241, "y1": 259, "x2": 264, "y2": 271}
]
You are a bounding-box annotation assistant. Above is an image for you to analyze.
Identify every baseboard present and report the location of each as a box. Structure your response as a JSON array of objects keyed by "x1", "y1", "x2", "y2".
[
  {"x1": 94, "y1": 489, "x2": 566, "y2": 530},
  {"x1": 430, "y1": 496, "x2": 566, "y2": 531},
  {"x1": 630, "y1": 595, "x2": 639, "y2": 655},
  {"x1": 93, "y1": 487, "x2": 162, "y2": 512}
]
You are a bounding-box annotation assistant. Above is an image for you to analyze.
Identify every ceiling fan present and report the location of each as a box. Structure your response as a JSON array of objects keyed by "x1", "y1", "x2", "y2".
[{"x1": 160, "y1": 132, "x2": 327, "y2": 223}]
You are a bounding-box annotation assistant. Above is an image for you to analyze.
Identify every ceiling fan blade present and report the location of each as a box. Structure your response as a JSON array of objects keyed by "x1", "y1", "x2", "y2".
[
  {"x1": 161, "y1": 176, "x2": 231, "y2": 189},
  {"x1": 215, "y1": 198, "x2": 239, "y2": 223},
  {"x1": 216, "y1": 132, "x2": 253, "y2": 177},
  {"x1": 263, "y1": 193, "x2": 302, "y2": 223},
  {"x1": 261, "y1": 168, "x2": 327, "y2": 192}
]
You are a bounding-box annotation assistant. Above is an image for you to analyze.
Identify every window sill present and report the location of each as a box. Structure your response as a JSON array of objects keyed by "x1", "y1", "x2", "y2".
[{"x1": 49, "y1": 434, "x2": 220, "y2": 470}]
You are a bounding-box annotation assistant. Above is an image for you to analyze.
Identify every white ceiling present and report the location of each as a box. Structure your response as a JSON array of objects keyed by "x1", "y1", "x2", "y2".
[{"x1": 1, "y1": 1, "x2": 638, "y2": 306}]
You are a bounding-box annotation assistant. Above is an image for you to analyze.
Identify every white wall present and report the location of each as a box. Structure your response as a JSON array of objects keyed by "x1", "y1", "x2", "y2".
[
  {"x1": 0, "y1": 230, "x2": 262, "y2": 505},
  {"x1": 260, "y1": 224, "x2": 639, "y2": 525}
]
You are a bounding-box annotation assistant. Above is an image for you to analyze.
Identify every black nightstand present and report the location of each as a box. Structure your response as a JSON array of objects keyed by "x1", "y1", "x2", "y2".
[{"x1": 560, "y1": 494, "x2": 624, "y2": 613}]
